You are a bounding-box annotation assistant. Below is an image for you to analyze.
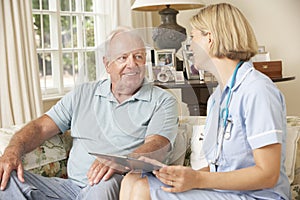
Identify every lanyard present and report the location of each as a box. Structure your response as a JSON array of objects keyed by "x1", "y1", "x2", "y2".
[{"x1": 211, "y1": 61, "x2": 244, "y2": 169}]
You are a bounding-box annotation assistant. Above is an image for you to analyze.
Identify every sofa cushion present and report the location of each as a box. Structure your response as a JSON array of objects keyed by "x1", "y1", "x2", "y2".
[
  {"x1": 180, "y1": 115, "x2": 300, "y2": 184},
  {"x1": 287, "y1": 116, "x2": 300, "y2": 185},
  {"x1": 190, "y1": 125, "x2": 208, "y2": 170},
  {"x1": 0, "y1": 124, "x2": 71, "y2": 171},
  {"x1": 164, "y1": 123, "x2": 189, "y2": 165},
  {"x1": 285, "y1": 126, "x2": 300, "y2": 183}
]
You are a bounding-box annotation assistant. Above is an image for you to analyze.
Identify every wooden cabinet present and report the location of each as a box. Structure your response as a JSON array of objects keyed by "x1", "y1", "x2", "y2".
[
  {"x1": 154, "y1": 80, "x2": 218, "y2": 116},
  {"x1": 253, "y1": 61, "x2": 282, "y2": 78}
]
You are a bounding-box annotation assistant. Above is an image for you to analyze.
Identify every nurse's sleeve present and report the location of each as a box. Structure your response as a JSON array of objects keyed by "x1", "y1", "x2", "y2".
[{"x1": 244, "y1": 81, "x2": 286, "y2": 149}]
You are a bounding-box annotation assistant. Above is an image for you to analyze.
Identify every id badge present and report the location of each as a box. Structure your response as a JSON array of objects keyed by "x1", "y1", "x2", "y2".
[{"x1": 224, "y1": 120, "x2": 233, "y2": 140}]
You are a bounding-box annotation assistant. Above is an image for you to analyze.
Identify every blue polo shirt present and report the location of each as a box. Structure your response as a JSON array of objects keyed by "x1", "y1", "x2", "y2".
[
  {"x1": 46, "y1": 79, "x2": 178, "y2": 186},
  {"x1": 203, "y1": 61, "x2": 290, "y2": 199}
]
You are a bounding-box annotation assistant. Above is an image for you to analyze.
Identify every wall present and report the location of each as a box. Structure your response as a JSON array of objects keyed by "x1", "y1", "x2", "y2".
[
  {"x1": 43, "y1": 98, "x2": 60, "y2": 113},
  {"x1": 151, "y1": 0, "x2": 300, "y2": 116}
]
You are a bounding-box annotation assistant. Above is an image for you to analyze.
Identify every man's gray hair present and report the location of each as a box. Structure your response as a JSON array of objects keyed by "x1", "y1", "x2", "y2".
[{"x1": 104, "y1": 26, "x2": 133, "y2": 57}]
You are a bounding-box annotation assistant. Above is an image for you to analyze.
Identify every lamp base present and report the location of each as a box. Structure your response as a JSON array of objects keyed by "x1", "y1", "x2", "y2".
[{"x1": 152, "y1": 7, "x2": 187, "y2": 51}]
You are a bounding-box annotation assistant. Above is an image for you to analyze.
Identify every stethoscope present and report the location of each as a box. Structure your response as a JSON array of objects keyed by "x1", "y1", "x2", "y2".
[{"x1": 210, "y1": 61, "x2": 244, "y2": 170}]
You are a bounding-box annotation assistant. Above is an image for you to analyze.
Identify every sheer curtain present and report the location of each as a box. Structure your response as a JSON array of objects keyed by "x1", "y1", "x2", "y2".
[{"x1": 0, "y1": 0, "x2": 42, "y2": 128}]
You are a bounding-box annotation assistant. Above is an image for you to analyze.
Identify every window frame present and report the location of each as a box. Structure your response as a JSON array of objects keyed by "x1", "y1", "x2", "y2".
[{"x1": 32, "y1": 0, "x2": 110, "y2": 99}]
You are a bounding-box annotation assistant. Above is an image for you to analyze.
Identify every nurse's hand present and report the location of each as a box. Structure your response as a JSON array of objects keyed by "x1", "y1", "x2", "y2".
[
  {"x1": 87, "y1": 159, "x2": 128, "y2": 186},
  {"x1": 153, "y1": 165, "x2": 199, "y2": 193}
]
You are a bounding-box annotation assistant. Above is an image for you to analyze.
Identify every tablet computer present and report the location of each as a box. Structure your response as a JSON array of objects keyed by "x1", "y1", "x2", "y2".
[{"x1": 88, "y1": 152, "x2": 162, "y2": 172}]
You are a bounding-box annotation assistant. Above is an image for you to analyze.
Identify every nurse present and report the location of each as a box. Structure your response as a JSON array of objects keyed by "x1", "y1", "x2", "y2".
[{"x1": 119, "y1": 3, "x2": 290, "y2": 200}]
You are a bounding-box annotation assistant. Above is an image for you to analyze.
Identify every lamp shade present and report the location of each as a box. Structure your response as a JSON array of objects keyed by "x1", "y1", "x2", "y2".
[
  {"x1": 131, "y1": 0, "x2": 205, "y2": 52},
  {"x1": 131, "y1": 0, "x2": 205, "y2": 11}
]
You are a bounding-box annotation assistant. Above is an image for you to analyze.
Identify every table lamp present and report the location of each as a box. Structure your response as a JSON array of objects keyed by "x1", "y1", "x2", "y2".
[{"x1": 131, "y1": 0, "x2": 204, "y2": 51}]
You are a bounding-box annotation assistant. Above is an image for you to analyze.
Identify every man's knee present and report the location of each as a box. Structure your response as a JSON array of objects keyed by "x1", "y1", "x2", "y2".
[
  {"x1": 2, "y1": 170, "x2": 19, "y2": 189},
  {"x1": 80, "y1": 174, "x2": 123, "y2": 200},
  {"x1": 0, "y1": 171, "x2": 26, "y2": 199}
]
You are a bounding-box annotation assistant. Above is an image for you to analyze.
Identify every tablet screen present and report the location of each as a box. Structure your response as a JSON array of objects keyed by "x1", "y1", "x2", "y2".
[{"x1": 88, "y1": 152, "x2": 162, "y2": 172}]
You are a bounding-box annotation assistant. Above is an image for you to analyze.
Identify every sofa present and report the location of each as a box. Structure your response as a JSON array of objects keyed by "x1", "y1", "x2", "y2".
[
  {"x1": 0, "y1": 126, "x2": 72, "y2": 178},
  {"x1": 0, "y1": 116, "x2": 300, "y2": 199}
]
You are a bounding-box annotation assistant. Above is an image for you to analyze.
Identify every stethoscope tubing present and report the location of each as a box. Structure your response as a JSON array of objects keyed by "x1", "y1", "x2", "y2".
[{"x1": 211, "y1": 61, "x2": 244, "y2": 166}]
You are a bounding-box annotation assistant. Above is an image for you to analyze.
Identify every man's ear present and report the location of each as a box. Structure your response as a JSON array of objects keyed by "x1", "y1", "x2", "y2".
[{"x1": 103, "y1": 56, "x2": 110, "y2": 73}]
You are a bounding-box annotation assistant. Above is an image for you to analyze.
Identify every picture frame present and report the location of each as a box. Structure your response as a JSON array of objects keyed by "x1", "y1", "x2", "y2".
[
  {"x1": 155, "y1": 49, "x2": 176, "y2": 68},
  {"x1": 258, "y1": 45, "x2": 266, "y2": 53},
  {"x1": 181, "y1": 40, "x2": 191, "y2": 51},
  {"x1": 174, "y1": 71, "x2": 185, "y2": 82},
  {"x1": 183, "y1": 50, "x2": 200, "y2": 80}
]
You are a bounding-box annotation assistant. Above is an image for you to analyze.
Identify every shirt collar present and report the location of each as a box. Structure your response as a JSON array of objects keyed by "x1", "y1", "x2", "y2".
[
  {"x1": 94, "y1": 78, "x2": 152, "y2": 102},
  {"x1": 223, "y1": 61, "x2": 254, "y2": 92}
]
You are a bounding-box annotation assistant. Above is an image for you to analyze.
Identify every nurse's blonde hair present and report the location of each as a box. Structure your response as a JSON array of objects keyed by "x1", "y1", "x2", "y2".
[{"x1": 190, "y1": 3, "x2": 258, "y2": 61}]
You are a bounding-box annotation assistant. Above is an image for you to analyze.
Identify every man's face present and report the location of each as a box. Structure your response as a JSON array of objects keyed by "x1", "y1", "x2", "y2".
[{"x1": 104, "y1": 32, "x2": 146, "y2": 94}]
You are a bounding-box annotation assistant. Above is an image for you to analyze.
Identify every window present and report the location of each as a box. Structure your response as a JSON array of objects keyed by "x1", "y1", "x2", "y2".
[{"x1": 32, "y1": 0, "x2": 112, "y2": 98}]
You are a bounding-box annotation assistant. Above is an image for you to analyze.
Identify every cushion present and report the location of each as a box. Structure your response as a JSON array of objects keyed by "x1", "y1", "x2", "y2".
[
  {"x1": 190, "y1": 125, "x2": 208, "y2": 170},
  {"x1": 0, "y1": 125, "x2": 23, "y2": 155},
  {"x1": 166, "y1": 123, "x2": 189, "y2": 165},
  {"x1": 285, "y1": 126, "x2": 300, "y2": 183},
  {"x1": 0, "y1": 124, "x2": 70, "y2": 170},
  {"x1": 179, "y1": 115, "x2": 300, "y2": 185},
  {"x1": 286, "y1": 116, "x2": 300, "y2": 185}
]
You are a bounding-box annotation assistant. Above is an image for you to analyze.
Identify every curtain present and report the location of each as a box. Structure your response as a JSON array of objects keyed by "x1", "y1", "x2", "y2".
[{"x1": 0, "y1": 0, "x2": 43, "y2": 128}]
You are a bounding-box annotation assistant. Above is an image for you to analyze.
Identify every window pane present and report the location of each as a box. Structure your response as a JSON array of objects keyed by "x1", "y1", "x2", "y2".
[
  {"x1": 43, "y1": 15, "x2": 51, "y2": 48},
  {"x1": 60, "y1": 0, "x2": 70, "y2": 11},
  {"x1": 32, "y1": 0, "x2": 40, "y2": 9},
  {"x1": 86, "y1": 51, "x2": 96, "y2": 81},
  {"x1": 72, "y1": 0, "x2": 76, "y2": 11},
  {"x1": 62, "y1": 53, "x2": 73, "y2": 86},
  {"x1": 72, "y1": 16, "x2": 77, "y2": 47},
  {"x1": 42, "y1": 0, "x2": 49, "y2": 10},
  {"x1": 73, "y1": 52, "x2": 79, "y2": 81},
  {"x1": 61, "y1": 16, "x2": 72, "y2": 48},
  {"x1": 37, "y1": 53, "x2": 44, "y2": 77},
  {"x1": 33, "y1": 14, "x2": 42, "y2": 48},
  {"x1": 39, "y1": 53, "x2": 46, "y2": 90},
  {"x1": 45, "y1": 53, "x2": 52, "y2": 74},
  {"x1": 45, "y1": 53, "x2": 53, "y2": 88},
  {"x1": 85, "y1": 16, "x2": 95, "y2": 47},
  {"x1": 85, "y1": 0, "x2": 93, "y2": 12},
  {"x1": 63, "y1": 52, "x2": 79, "y2": 87},
  {"x1": 33, "y1": 0, "x2": 105, "y2": 97},
  {"x1": 39, "y1": 53, "x2": 53, "y2": 90}
]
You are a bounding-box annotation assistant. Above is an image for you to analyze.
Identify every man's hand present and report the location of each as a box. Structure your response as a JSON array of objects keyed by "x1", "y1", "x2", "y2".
[
  {"x1": 87, "y1": 159, "x2": 129, "y2": 186},
  {"x1": 0, "y1": 147, "x2": 24, "y2": 191}
]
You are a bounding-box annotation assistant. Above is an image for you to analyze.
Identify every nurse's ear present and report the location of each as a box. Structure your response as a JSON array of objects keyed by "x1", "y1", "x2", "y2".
[{"x1": 207, "y1": 32, "x2": 213, "y2": 48}]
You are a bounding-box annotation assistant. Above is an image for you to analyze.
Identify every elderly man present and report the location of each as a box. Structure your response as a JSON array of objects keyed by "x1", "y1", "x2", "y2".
[{"x1": 0, "y1": 27, "x2": 178, "y2": 200}]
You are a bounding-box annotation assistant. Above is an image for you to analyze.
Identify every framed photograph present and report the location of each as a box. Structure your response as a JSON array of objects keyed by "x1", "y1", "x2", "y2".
[
  {"x1": 258, "y1": 45, "x2": 266, "y2": 53},
  {"x1": 183, "y1": 50, "x2": 200, "y2": 80},
  {"x1": 155, "y1": 49, "x2": 176, "y2": 67},
  {"x1": 181, "y1": 40, "x2": 191, "y2": 51},
  {"x1": 174, "y1": 71, "x2": 185, "y2": 82}
]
